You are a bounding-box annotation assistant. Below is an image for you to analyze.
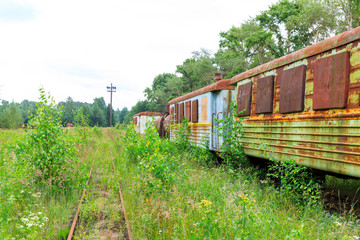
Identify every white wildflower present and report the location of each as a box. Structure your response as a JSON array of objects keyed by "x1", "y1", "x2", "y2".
[
  {"x1": 353, "y1": 236, "x2": 360, "y2": 240},
  {"x1": 334, "y1": 221, "x2": 342, "y2": 226}
]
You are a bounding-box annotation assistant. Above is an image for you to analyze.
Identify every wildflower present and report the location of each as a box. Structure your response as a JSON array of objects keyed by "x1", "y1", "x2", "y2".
[
  {"x1": 353, "y1": 236, "x2": 360, "y2": 240},
  {"x1": 20, "y1": 190, "x2": 25, "y2": 193},
  {"x1": 334, "y1": 221, "x2": 342, "y2": 226}
]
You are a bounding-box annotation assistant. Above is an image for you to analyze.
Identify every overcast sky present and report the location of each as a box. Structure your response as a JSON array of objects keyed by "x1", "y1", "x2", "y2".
[{"x1": 0, "y1": 0, "x2": 278, "y2": 110}]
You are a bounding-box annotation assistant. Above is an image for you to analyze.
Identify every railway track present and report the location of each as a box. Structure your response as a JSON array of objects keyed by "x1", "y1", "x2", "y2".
[{"x1": 66, "y1": 150, "x2": 132, "y2": 239}]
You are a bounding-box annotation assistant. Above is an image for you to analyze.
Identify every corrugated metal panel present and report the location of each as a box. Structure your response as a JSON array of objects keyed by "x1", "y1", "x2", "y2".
[
  {"x1": 237, "y1": 82, "x2": 252, "y2": 116},
  {"x1": 255, "y1": 76, "x2": 274, "y2": 114},
  {"x1": 313, "y1": 52, "x2": 350, "y2": 110},
  {"x1": 279, "y1": 65, "x2": 307, "y2": 113},
  {"x1": 192, "y1": 100, "x2": 198, "y2": 123},
  {"x1": 240, "y1": 119, "x2": 360, "y2": 178},
  {"x1": 185, "y1": 101, "x2": 191, "y2": 121}
]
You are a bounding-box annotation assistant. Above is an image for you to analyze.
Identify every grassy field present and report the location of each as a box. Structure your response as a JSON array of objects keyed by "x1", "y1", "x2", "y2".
[{"x1": 1, "y1": 126, "x2": 360, "y2": 239}]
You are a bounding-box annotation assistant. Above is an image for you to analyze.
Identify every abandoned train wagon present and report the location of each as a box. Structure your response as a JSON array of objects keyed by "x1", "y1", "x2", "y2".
[
  {"x1": 133, "y1": 111, "x2": 161, "y2": 134},
  {"x1": 167, "y1": 77, "x2": 235, "y2": 150},
  {"x1": 232, "y1": 26, "x2": 360, "y2": 178}
]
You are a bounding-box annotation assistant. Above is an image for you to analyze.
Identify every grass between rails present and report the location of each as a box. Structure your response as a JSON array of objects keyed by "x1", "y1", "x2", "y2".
[
  {"x1": 115, "y1": 124, "x2": 360, "y2": 239},
  {"x1": 73, "y1": 128, "x2": 125, "y2": 239}
]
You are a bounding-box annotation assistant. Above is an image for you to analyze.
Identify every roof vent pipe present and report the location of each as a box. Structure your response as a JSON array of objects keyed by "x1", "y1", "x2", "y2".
[{"x1": 214, "y1": 73, "x2": 223, "y2": 81}]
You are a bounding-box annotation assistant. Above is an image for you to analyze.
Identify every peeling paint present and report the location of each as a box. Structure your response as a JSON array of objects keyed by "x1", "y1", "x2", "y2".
[
  {"x1": 305, "y1": 81, "x2": 313, "y2": 95},
  {"x1": 284, "y1": 58, "x2": 308, "y2": 70},
  {"x1": 350, "y1": 69, "x2": 360, "y2": 84},
  {"x1": 350, "y1": 48, "x2": 360, "y2": 67}
]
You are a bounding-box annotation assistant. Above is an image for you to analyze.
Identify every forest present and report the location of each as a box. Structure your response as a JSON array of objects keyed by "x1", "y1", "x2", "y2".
[{"x1": 0, "y1": 0, "x2": 359, "y2": 127}]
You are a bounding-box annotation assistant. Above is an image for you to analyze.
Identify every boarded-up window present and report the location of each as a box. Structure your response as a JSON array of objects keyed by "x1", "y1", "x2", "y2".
[
  {"x1": 201, "y1": 97, "x2": 208, "y2": 121},
  {"x1": 313, "y1": 52, "x2": 350, "y2": 110},
  {"x1": 192, "y1": 100, "x2": 198, "y2": 123},
  {"x1": 279, "y1": 65, "x2": 307, "y2": 113},
  {"x1": 175, "y1": 103, "x2": 179, "y2": 123},
  {"x1": 133, "y1": 117, "x2": 137, "y2": 125},
  {"x1": 236, "y1": 82, "x2": 252, "y2": 116},
  {"x1": 185, "y1": 101, "x2": 191, "y2": 122},
  {"x1": 179, "y1": 102, "x2": 184, "y2": 123},
  {"x1": 255, "y1": 76, "x2": 274, "y2": 114}
]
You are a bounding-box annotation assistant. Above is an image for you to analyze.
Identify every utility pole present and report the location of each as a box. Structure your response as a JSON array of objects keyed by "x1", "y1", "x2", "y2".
[{"x1": 106, "y1": 83, "x2": 116, "y2": 127}]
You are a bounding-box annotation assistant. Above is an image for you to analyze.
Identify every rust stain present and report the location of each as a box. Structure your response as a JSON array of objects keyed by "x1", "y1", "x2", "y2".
[{"x1": 201, "y1": 97, "x2": 208, "y2": 121}]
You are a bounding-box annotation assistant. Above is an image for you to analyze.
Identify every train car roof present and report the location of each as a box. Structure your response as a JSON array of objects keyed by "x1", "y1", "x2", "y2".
[
  {"x1": 231, "y1": 26, "x2": 360, "y2": 85},
  {"x1": 167, "y1": 79, "x2": 235, "y2": 105},
  {"x1": 133, "y1": 111, "x2": 162, "y2": 117}
]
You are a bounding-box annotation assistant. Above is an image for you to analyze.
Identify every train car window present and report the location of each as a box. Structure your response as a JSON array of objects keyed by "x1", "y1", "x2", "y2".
[
  {"x1": 279, "y1": 65, "x2": 307, "y2": 113},
  {"x1": 236, "y1": 82, "x2": 252, "y2": 116},
  {"x1": 133, "y1": 117, "x2": 137, "y2": 125},
  {"x1": 185, "y1": 101, "x2": 191, "y2": 122},
  {"x1": 175, "y1": 103, "x2": 179, "y2": 123},
  {"x1": 255, "y1": 76, "x2": 274, "y2": 114},
  {"x1": 166, "y1": 105, "x2": 169, "y2": 113},
  {"x1": 179, "y1": 102, "x2": 185, "y2": 123},
  {"x1": 313, "y1": 52, "x2": 350, "y2": 110},
  {"x1": 192, "y1": 100, "x2": 198, "y2": 123}
]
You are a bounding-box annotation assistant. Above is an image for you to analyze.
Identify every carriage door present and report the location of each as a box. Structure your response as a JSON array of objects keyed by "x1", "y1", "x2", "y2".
[{"x1": 211, "y1": 91, "x2": 224, "y2": 150}]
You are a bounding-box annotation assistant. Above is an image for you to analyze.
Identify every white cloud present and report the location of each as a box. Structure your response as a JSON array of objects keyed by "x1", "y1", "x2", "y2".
[{"x1": 0, "y1": 0, "x2": 277, "y2": 110}]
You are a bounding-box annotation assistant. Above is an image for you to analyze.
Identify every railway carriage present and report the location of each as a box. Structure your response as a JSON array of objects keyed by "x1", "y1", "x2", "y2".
[
  {"x1": 167, "y1": 76, "x2": 235, "y2": 150},
  {"x1": 133, "y1": 111, "x2": 161, "y2": 134},
  {"x1": 168, "y1": 26, "x2": 360, "y2": 179}
]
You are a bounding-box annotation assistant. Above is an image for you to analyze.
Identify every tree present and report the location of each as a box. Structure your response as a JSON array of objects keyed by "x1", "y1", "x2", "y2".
[
  {"x1": 118, "y1": 107, "x2": 129, "y2": 124},
  {"x1": 176, "y1": 49, "x2": 217, "y2": 92},
  {"x1": 106, "y1": 104, "x2": 116, "y2": 127},
  {"x1": 61, "y1": 96, "x2": 75, "y2": 125},
  {"x1": 90, "y1": 97, "x2": 106, "y2": 126},
  {"x1": 144, "y1": 73, "x2": 182, "y2": 112},
  {"x1": 0, "y1": 102, "x2": 23, "y2": 129}
]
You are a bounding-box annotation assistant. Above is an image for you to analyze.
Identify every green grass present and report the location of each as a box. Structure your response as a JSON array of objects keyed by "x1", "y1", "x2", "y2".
[
  {"x1": 2, "y1": 126, "x2": 360, "y2": 239},
  {"x1": 116, "y1": 124, "x2": 360, "y2": 239}
]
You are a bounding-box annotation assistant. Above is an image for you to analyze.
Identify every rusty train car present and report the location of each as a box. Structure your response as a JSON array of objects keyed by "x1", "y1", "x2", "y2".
[{"x1": 168, "y1": 26, "x2": 360, "y2": 179}]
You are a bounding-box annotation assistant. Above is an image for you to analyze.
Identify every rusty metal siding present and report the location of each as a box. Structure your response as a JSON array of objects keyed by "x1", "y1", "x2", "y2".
[
  {"x1": 237, "y1": 35, "x2": 360, "y2": 178},
  {"x1": 192, "y1": 100, "x2": 198, "y2": 123},
  {"x1": 279, "y1": 65, "x2": 307, "y2": 113},
  {"x1": 185, "y1": 101, "x2": 191, "y2": 121},
  {"x1": 237, "y1": 82, "x2": 252, "y2": 116},
  {"x1": 255, "y1": 76, "x2": 274, "y2": 114}
]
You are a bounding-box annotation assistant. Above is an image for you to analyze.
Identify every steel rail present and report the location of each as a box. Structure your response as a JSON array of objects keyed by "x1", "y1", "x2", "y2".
[
  {"x1": 110, "y1": 151, "x2": 133, "y2": 240},
  {"x1": 67, "y1": 168, "x2": 93, "y2": 240}
]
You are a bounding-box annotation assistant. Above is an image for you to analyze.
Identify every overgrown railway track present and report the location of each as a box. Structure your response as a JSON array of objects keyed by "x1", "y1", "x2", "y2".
[{"x1": 66, "y1": 149, "x2": 132, "y2": 239}]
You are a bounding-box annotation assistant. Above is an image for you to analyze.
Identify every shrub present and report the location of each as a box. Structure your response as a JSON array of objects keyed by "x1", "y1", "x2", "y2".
[
  {"x1": 215, "y1": 102, "x2": 248, "y2": 169},
  {"x1": 15, "y1": 88, "x2": 79, "y2": 189}
]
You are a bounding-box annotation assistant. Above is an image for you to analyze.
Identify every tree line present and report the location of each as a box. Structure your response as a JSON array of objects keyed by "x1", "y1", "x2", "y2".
[
  {"x1": 0, "y1": 97, "x2": 122, "y2": 129},
  {"x1": 126, "y1": 0, "x2": 360, "y2": 119}
]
